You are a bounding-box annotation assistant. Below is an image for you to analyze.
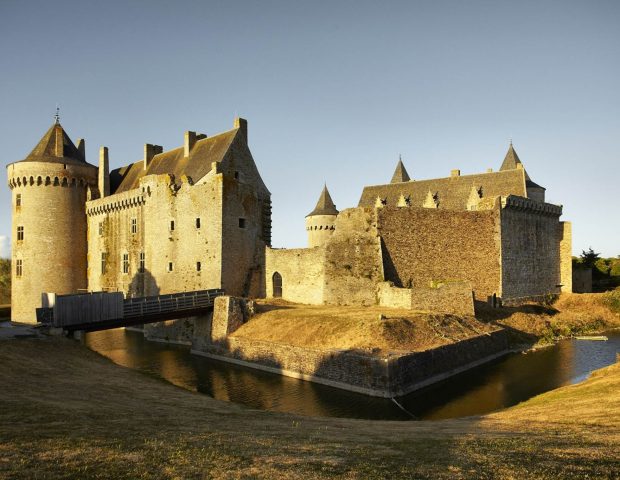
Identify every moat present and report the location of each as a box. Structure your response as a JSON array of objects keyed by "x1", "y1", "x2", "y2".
[{"x1": 84, "y1": 328, "x2": 620, "y2": 421}]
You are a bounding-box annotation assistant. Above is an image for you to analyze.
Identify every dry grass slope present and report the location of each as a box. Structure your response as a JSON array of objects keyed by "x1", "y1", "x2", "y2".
[{"x1": 0, "y1": 335, "x2": 618, "y2": 479}]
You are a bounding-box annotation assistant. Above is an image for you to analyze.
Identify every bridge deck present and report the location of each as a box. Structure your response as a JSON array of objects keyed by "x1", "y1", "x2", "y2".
[{"x1": 37, "y1": 289, "x2": 224, "y2": 332}]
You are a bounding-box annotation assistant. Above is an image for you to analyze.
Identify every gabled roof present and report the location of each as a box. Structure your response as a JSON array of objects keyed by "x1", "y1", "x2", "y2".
[
  {"x1": 18, "y1": 122, "x2": 90, "y2": 166},
  {"x1": 390, "y1": 158, "x2": 411, "y2": 183},
  {"x1": 359, "y1": 169, "x2": 528, "y2": 210},
  {"x1": 110, "y1": 128, "x2": 238, "y2": 194},
  {"x1": 307, "y1": 185, "x2": 338, "y2": 217}
]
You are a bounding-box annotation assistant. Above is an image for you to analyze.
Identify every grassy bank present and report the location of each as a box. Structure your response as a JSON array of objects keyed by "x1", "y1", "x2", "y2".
[
  {"x1": 242, "y1": 293, "x2": 620, "y2": 354},
  {"x1": 0, "y1": 334, "x2": 618, "y2": 479}
]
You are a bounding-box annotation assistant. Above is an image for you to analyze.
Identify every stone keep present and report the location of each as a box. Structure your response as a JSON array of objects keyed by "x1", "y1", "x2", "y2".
[
  {"x1": 7, "y1": 121, "x2": 98, "y2": 323},
  {"x1": 8, "y1": 117, "x2": 271, "y2": 323}
]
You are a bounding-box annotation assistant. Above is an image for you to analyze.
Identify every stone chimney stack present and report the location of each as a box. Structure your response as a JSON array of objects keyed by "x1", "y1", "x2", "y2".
[
  {"x1": 184, "y1": 131, "x2": 197, "y2": 158},
  {"x1": 234, "y1": 117, "x2": 248, "y2": 144},
  {"x1": 76, "y1": 139, "x2": 85, "y2": 159},
  {"x1": 451, "y1": 169, "x2": 461, "y2": 177},
  {"x1": 99, "y1": 146, "x2": 110, "y2": 198},
  {"x1": 144, "y1": 144, "x2": 162, "y2": 170}
]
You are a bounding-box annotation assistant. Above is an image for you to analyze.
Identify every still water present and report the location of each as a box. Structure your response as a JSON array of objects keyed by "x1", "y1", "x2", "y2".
[{"x1": 84, "y1": 329, "x2": 620, "y2": 421}]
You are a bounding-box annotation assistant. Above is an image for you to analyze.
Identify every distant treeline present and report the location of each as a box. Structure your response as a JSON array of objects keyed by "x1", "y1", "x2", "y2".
[
  {"x1": 0, "y1": 258, "x2": 10, "y2": 304},
  {"x1": 573, "y1": 249, "x2": 620, "y2": 292}
]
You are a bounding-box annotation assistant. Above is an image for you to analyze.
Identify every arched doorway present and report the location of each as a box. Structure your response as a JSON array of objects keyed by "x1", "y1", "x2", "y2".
[{"x1": 272, "y1": 272, "x2": 282, "y2": 298}]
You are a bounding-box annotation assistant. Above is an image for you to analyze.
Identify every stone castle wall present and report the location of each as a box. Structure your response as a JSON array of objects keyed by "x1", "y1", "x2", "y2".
[
  {"x1": 377, "y1": 281, "x2": 475, "y2": 316},
  {"x1": 500, "y1": 199, "x2": 563, "y2": 299},
  {"x1": 377, "y1": 206, "x2": 502, "y2": 300},
  {"x1": 559, "y1": 221, "x2": 573, "y2": 293},
  {"x1": 322, "y1": 208, "x2": 384, "y2": 306},
  {"x1": 265, "y1": 247, "x2": 325, "y2": 304},
  {"x1": 305, "y1": 214, "x2": 336, "y2": 248},
  {"x1": 8, "y1": 161, "x2": 97, "y2": 323}
]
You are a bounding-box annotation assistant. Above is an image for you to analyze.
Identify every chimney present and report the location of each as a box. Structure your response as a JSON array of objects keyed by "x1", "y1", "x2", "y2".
[
  {"x1": 233, "y1": 117, "x2": 248, "y2": 144},
  {"x1": 76, "y1": 139, "x2": 85, "y2": 160},
  {"x1": 99, "y1": 146, "x2": 110, "y2": 197},
  {"x1": 486, "y1": 168, "x2": 493, "y2": 173},
  {"x1": 144, "y1": 144, "x2": 159, "y2": 170},
  {"x1": 451, "y1": 169, "x2": 461, "y2": 177},
  {"x1": 184, "y1": 131, "x2": 196, "y2": 157}
]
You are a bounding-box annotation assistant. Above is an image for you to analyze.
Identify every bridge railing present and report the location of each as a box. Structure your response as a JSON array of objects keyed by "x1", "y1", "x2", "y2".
[{"x1": 123, "y1": 289, "x2": 224, "y2": 319}]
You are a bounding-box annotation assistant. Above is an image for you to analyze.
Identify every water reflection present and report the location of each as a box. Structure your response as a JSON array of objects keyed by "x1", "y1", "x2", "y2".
[{"x1": 84, "y1": 329, "x2": 619, "y2": 421}]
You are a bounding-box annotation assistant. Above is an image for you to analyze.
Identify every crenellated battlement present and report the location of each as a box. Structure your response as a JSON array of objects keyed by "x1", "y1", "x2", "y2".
[{"x1": 501, "y1": 195, "x2": 562, "y2": 216}]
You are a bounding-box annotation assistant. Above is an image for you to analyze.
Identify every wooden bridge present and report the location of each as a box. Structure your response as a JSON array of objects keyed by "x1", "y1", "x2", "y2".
[{"x1": 36, "y1": 289, "x2": 224, "y2": 332}]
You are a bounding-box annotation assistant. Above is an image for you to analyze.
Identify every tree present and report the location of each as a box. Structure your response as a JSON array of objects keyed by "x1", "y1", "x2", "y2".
[{"x1": 580, "y1": 248, "x2": 601, "y2": 269}]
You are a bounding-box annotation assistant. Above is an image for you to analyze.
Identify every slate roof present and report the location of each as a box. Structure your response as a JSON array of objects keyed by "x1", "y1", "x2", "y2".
[
  {"x1": 390, "y1": 159, "x2": 411, "y2": 183},
  {"x1": 110, "y1": 128, "x2": 239, "y2": 194},
  {"x1": 500, "y1": 143, "x2": 522, "y2": 171},
  {"x1": 307, "y1": 185, "x2": 339, "y2": 217},
  {"x1": 358, "y1": 169, "x2": 528, "y2": 210},
  {"x1": 17, "y1": 122, "x2": 92, "y2": 166}
]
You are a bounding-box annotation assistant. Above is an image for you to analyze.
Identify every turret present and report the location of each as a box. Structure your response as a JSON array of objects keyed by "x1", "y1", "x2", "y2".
[
  {"x1": 500, "y1": 142, "x2": 545, "y2": 202},
  {"x1": 305, "y1": 185, "x2": 338, "y2": 248},
  {"x1": 6, "y1": 118, "x2": 98, "y2": 323},
  {"x1": 390, "y1": 156, "x2": 411, "y2": 183}
]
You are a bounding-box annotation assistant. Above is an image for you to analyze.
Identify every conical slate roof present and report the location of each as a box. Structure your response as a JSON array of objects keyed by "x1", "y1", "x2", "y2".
[
  {"x1": 306, "y1": 185, "x2": 338, "y2": 217},
  {"x1": 500, "y1": 142, "x2": 537, "y2": 184},
  {"x1": 390, "y1": 158, "x2": 411, "y2": 183},
  {"x1": 500, "y1": 143, "x2": 522, "y2": 171},
  {"x1": 19, "y1": 122, "x2": 88, "y2": 165}
]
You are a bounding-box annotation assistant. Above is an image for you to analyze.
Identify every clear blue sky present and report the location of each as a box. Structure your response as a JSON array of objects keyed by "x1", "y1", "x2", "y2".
[{"x1": 1, "y1": 0, "x2": 618, "y2": 257}]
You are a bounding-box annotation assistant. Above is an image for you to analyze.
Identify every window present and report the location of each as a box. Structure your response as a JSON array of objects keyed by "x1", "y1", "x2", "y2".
[
  {"x1": 170, "y1": 220, "x2": 175, "y2": 231},
  {"x1": 122, "y1": 253, "x2": 129, "y2": 274},
  {"x1": 196, "y1": 218, "x2": 201, "y2": 229},
  {"x1": 98, "y1": 222, "x2": 103, "y2": 236},
  {"x1": 234, "y1": 171, "x2": 239, "y2": 179},
  {"x1": 167, "y1": 262, "x2": 174, "y2": 272},
  {"x1": 16, "y1": 259, "x2": 22, "y2": 277},
  {"x1": 15, "y1": 194, "x2": 21, "y2": 207},
  {"x1": 139, "y1": 252, "x2": 145, "y2": 273},
  {"x1": 131, "y1": 218, "x2": 137, "y2": 234},
  {"x1": 101, "y1": 252, "x2": 107, "y2": 274},
  {"x1": 16, "y1": 226, "x2": 24, "y2": 241},
  {"x1": 238, "y1": 218, "x2": 246, "y2": 228},
  {"x1": 196, "y1": 261, "x2": 201, "y2": 271}
]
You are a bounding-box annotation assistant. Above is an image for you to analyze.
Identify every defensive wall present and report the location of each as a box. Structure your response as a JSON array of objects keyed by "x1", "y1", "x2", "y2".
[{"x1": 190, "y1": 296, "x2": 512, "y2": 397}]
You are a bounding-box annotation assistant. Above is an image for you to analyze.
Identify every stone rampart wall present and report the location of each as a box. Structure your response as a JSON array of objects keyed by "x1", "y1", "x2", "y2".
[
  {"x1": 377, "y1": 281, "x2": 474, "y2": 315},
  {"x1": 322, "y1": 208, "x2": 384, "y2": 306},
  {"x1": 265, "y1": 247, "x2": 325, "y2": 304},
  {"x1": 500, "y1": 204, "x2": 562, "y2": 298},
  {"x1": 377, "y1": 206, "x2": 501, "y2": 301}
]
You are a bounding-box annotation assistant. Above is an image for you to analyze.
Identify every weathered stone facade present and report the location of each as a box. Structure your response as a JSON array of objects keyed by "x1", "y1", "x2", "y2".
[
  {"x1": 8, "y1": 118, "x2": 270, "y2": 323},
  {"x1": 266, "y1": 144, "x2": 571, "y2": 306}
]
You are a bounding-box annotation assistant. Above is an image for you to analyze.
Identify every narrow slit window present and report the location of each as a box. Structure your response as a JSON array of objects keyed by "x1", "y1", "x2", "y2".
[
  {"x1": 139, "y1": 252, "x2": 145, "y2": 273},
  {"x1": 15, "y1": 194, "x2": 21, "y2": 207},
  {"x1": 238, "y1": 218, "x2": 246, "y2": 228},
  {"x1": 16, "y1": 226, "x2": 24, "y2": 241},
  {"x1": 98, "y1": 222, "x2": 103, "y2": 236},
  {"x1": 101, "y1": 252, "x2": 107, "y2": 274},
  {"x1": 196, "y1": 261, "x2": 201, "y2": 271},
  {"x1": 170, "y1": 220, "x2": 175, "y2": 231},
  {"x1": 167, "y1": 262, "x2": 174, "y2": 272},
  {"x1": 196, "y1": 218, "x2": 201, "y2": 229},
  {"x1": 122, "y1": 253, "x2": 129, "y2": 274},
  {"x1": 16, "y1": 259, "x2": 22, "y2": 277},
  {"x1": 131, "y1": 218, "x2": 138, "y2": 234}
]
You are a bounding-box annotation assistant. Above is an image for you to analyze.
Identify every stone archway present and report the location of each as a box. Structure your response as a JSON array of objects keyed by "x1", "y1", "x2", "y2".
[{"x1": 272, "y1": 272, "x2": 282, "y2": 298}]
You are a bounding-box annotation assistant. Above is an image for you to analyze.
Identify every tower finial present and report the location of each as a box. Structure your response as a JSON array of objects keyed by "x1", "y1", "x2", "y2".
[{"x1": 54, "y1": 105, "x2": 60, "y2": 125}]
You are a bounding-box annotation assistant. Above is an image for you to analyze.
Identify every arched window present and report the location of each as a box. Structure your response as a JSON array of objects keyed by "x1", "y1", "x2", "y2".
[{"x1": 272, "y1": 272, "x2": 282, "y2": 298}]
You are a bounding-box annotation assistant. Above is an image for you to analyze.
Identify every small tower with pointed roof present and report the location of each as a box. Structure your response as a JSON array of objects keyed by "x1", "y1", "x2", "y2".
[
  {"x1": 305, "y1": 184, "x2": 339, "y2": 248},
  {"x1": 500, "y1": 142, "x2": 546, "y2": 202},
  {"x1": 6, "y1": 117, "x2": 98, "y2": 323},
  {"x1": 390, "y1": 156, "x2": 411, "y2": 183}
]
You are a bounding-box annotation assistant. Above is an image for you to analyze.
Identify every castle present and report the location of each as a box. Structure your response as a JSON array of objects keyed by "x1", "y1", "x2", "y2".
[{"x1": 7, "y1": 117, "x2": 571, "y2": 324}]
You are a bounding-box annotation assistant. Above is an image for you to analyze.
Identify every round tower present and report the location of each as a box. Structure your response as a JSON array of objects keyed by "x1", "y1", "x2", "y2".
[
  {"x1": 7, "y1": 119, "x2": 98, "y2": 323},
  {"x1": 305, "y1": 184, "x2": 339, "y2": 248}
]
